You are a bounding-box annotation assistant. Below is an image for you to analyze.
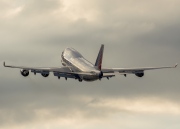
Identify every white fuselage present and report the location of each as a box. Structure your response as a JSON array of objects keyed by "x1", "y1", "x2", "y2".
[{"x1": 61, "y1": 48, "x2": 101, "y2": 81}]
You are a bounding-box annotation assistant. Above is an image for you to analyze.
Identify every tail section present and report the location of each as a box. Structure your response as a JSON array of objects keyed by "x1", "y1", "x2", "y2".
[{"x1": 95, "y1": 44, "x2": 104, "y2": 70}]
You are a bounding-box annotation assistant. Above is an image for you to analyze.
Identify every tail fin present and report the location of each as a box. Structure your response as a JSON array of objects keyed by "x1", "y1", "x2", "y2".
[{"x1": 95, "y1": 44, "x2": 104, "y2": 70}]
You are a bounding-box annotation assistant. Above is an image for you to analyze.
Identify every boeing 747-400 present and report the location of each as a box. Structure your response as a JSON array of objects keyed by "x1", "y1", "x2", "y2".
[{"x1": 3, "y1": 45, "x2": 178, "y2": 82}]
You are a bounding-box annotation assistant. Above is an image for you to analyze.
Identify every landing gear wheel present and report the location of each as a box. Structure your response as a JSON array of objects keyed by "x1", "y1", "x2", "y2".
[{"x1": 78, "y1": 79, "x2": 82, "y2": 82}]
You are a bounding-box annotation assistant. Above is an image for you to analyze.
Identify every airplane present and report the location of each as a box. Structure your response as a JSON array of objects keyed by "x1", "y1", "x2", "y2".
[{"x1": 3, "y1": 44, "x2": 178, "y2": 82}]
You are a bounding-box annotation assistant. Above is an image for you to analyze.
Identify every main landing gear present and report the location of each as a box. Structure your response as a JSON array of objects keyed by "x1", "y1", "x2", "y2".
[{"x1": 78, "y1": 79, "x2": 83, "y2": 82}]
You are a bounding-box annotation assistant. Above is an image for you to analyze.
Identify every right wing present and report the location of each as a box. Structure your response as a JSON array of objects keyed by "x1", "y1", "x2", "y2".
[{"x1": 102, "y1": 64, "x2": 178, "y2": 76}]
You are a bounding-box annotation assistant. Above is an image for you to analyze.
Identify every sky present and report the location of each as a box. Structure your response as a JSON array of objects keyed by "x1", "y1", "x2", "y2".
[{"x1": 0, "y1": 0, "x2": 180, "y2": 129}]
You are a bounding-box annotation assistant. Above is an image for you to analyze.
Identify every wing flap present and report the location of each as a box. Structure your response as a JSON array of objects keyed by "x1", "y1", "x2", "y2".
[
  {"x1": 102, "y1": 73, "x2": 115, "y2": 78},
  {"x1": 53, "y1": 72, "x2": 77, "y2": 79}
]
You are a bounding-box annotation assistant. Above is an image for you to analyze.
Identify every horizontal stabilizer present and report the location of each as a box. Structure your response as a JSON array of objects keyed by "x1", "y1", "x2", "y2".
[{"x1": 175, "y1": 63, "x2": 178, "y2": 68}]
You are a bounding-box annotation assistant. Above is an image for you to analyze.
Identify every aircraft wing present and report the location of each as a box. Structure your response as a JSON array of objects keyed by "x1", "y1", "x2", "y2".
[
  {"x1": 3, "y1": 62, "x2": 93, "y2": 79},
  {"x1": 102, "y1": 64, "x2": 178, "y2": 74},
  {"x1": 3, "y1": 62, "x2": 72, "y2": 72}
]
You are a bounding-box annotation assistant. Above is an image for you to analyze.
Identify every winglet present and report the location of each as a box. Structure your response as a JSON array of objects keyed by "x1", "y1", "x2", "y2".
[
  {"x1": 175, "y1": 63, "x2": 178, "y2": 68},
  {"x1": 3, "y1": 62, "x2": 6, "y2": 67}
]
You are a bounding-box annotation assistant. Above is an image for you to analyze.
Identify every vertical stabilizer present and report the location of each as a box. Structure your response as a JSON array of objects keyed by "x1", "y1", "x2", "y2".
[{"x1": 95, "y1": 44, "x2": 104, "y2": 70}]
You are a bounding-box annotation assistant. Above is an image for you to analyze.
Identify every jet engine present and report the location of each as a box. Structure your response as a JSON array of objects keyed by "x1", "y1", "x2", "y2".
[
  {"x1": 135, "y1": 72, "x2": 144, "y2": 77},
  {"x1": 20, "y1": 69, "x2": 29, "y2": 77},
  {"x1": 41, "y1": 73, "x2": 49, "y2": 77}
]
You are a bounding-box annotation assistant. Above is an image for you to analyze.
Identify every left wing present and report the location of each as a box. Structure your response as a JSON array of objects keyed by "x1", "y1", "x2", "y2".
[
  {"x1": 3, "y1": 62, "x2": 93, "y2": 80},
  {"x1": 3, "y1": 62, "x2": 72, "y2": 72},
  {"x1": 102, "y1": 64, "x2": 178, "y2": 77}
]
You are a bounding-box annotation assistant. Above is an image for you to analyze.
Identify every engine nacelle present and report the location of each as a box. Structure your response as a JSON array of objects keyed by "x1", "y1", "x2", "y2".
[
  {"x1": 41, "y1": 73, "x2": 49, "y2": 77},
  {"x1": 135, "y1": 72, "x2": 144, "y2": 77},
  {"x1": 20, "y1": 69, "x2": 29, "y2": 77}
]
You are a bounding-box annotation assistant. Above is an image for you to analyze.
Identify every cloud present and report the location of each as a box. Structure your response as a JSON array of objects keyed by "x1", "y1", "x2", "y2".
[
  {"x1": 0, "y1": 95, "x2": 180, "y2": 129},
  {"x1": 0, "y1": 0, "x2": 180, "y2": 129},
  {"x1": 88, "y1": 97, "x2": 180, "y2": 115}
]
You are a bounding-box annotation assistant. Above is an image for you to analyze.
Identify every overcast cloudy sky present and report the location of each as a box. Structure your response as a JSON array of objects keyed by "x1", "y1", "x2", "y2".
[{"x1": 0, "y1": 0, "x2": 180, "y2": 129}]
